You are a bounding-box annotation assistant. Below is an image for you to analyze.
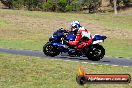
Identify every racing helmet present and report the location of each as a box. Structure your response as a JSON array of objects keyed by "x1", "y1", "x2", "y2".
[{"x1": 71, "y1": 21, "x2": 81, "y2": 32}]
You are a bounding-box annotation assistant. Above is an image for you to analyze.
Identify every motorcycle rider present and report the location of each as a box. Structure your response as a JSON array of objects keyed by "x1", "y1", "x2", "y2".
[{"x1": 66, "y1": 21, "x2": 93, "y2": 49}]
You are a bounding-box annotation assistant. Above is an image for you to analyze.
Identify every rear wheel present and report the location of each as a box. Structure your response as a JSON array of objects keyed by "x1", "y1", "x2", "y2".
[
  {"x1": 43, "y1": 42, "x2": 60, "y2": 57},
  {"x1": 86, "y1": 44, "x2": 105, "y2": 61}
]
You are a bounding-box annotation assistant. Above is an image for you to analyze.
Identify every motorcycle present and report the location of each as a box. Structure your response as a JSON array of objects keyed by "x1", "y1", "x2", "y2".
[{"x1": 43, "y1": 28, "x2": 107, "y2": 61}]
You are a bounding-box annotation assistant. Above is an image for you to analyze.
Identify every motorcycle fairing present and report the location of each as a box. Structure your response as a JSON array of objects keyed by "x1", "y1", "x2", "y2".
[
  {"x1": 66, "y1": 33, "x2": 76, "y2": 41},
  {"x1": 92, "y1": 34, "x2": 107, "y2": 44},
  {"x1": 52, "y1": 42, "x2": 68, "y2": 52}
]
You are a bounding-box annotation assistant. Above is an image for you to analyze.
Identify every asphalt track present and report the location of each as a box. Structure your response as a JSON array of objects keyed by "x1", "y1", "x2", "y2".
[{"x1": 0, "y1": 48, "x2": 132, "y2": 67}]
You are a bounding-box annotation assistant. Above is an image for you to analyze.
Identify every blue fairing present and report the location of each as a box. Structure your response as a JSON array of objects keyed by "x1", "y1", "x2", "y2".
[
  {"x1": 66, "y1": 33, "x2": 75, "y2": 41},
  {"x1": 52, "y1": 43, "x2": 68, "y2": 52},
  {"x1": 49, "y1": 31, "x2": 64, "y2": 42},
  {"x1": 49, "y1": 30, "x2": 76, "y2": 52},
  {"x1": 52, "y1": 43, "x2": 64, "y2": 47},
  {"x1": 94, "y1": 35, "x2": 107, "y2": 41}
]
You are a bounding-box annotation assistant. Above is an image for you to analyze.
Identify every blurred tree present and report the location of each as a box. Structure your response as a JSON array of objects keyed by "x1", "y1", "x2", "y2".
[
  {"x1": 110, "y1": 0, "x2": 131, "y2": 7},
  {"x1": 57, "y1": 0, "x2": 67, "y2": 12},
  {"x1": 0, "y1": 0, "x2": 13, "y2": 8},
  {"x1": 113, "y1": 0, "x2": 117, "y2": 14},
  {"x1": 81, "y1": 0, "x2": 101, "y2": 13},
  {"x1": 0, "y1": 0, "x2": 105, "y2": 13}
]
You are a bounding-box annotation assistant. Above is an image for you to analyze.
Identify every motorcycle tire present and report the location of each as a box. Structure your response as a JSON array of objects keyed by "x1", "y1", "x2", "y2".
[
  {"x1": 86, "y1": 44, "x2": 105, "y2": 61},
  {"x1": 43, "y1": 42, "x2": 60, "y2": 57}
]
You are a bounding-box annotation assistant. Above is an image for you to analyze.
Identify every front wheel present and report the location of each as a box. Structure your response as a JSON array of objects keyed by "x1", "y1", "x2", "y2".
[
  {"x1": 43, "y1": 42, "x2": 60, "y2": 57},
  {"x1": 86, "y1": 44, "x2": 105, "y2": 61}
]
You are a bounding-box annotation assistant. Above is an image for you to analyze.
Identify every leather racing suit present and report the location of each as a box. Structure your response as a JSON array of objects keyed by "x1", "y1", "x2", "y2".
[{"x1": 68, "y1": 27, "x2": 92, "y2": 49}]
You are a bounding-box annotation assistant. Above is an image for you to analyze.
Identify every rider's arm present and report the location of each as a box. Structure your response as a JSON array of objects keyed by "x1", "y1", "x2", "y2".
[
  {"x1": 81, "y1": 30, "x2": 93, "y2": 45},
  {"x1": 86, "y1": 31, "x2": 93, "y2": 45},
  {"x1": 68, "y1": 31, "x2": 82, "y2": 46},
  {"x1": 87, "y1": 36, "x2": 92, "y2": 45}
]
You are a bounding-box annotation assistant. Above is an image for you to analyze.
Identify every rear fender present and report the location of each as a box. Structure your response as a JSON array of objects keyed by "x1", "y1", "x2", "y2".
[
  {"x1": 92, "y1": 34, "x2": 107, "y2": 44},
  {"x1": 92, "y1": 40, "x2": 104, "y2": 44}
]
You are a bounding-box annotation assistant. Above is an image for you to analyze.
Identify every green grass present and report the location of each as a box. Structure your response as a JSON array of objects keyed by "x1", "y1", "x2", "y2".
[
  {"x1": 0, "y1": 54, "x2": 132, "y2": 88},
  {"x1": 0, "y1": 39, "x2": 43, "y2": 50},
  {"x1": 0, "y1": 20, "x2": 8, "y2": 28},
  {"x1": 103, "y1": 39, "x2": 132, "y2": 58},
  {"x1": 0, "y1": 9, "x2": 132, "y2": 58}
]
